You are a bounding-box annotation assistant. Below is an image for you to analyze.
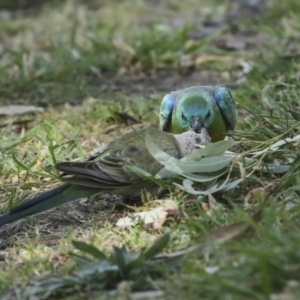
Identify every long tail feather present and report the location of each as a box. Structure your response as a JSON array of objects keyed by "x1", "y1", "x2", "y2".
[{"x1": 0, "y1": 184, "x2": 100, "y2": 227}]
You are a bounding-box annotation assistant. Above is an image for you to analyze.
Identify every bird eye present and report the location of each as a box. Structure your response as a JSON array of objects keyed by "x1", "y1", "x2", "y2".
[
  {"x1": 195, "y1": 137, "x2": 201, "y2": 144},
  {"x1": 181, "y1": 112, "x2": 188, "y2": 121},
  {"x1": 205, "y1": 111, "x2": 211, "y2": 119}
]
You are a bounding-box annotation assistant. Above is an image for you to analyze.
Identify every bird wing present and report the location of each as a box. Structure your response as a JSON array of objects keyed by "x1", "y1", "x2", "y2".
[
  {"x1": 56, "y1": 127, "x2": 182, "y2": 189},
  {"x1": 214, "y1": 87, "x2": 236, "y2": 130},
  {"x1": 57, "y1": 153, "x2": 136, "y2": 189},
  {"x1": 159, "y1": 93, "x2": 176, "y2": 132}
]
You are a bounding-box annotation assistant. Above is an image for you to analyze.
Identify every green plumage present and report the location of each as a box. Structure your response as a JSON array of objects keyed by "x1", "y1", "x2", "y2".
[
  {"x1": 0, "y1": 127, "x2": 204, "y2": 228},
  {"x1": 159, "y1": 86, "x2": 236, "y2": 142}
]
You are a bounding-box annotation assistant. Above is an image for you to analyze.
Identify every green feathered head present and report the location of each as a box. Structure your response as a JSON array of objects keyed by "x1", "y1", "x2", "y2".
[{"x1": 159, "y1": 86, "x2": 236, "y2": 142}]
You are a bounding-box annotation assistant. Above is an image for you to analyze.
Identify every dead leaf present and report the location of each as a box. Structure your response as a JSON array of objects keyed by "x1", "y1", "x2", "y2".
[
  {"x1": 153, "y1": 215, "x2": 167, "y2": 229},
  {"x1": 116, "y1": 200, "x2": 178, "y2": 228},
  {"x1": 194, "y1": 54, "x2": 240, "y2": 65},
  {"x1": 201, "y1": 202, "x2": 210, "y2": 211},
  {"x1": 0, "y1": 105, "x2": 44, "y2": 116},
  {"x1": 206, "y1": 210, "x2": 261, "y2": 243},
  {"x1": 155, "y1": 199, "x2": 178, "y2": 211},
  {"x1": 116, "y1": 209, "x2": 168, "y2": 228}
]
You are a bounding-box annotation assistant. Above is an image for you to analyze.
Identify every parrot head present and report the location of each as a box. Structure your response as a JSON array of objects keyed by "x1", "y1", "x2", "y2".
[{"x1": 159, "y1": 86, "x2": 236, "y2": 142}]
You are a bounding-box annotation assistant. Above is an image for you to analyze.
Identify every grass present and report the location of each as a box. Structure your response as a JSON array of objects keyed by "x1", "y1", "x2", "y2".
[{"x1": 1, "y1": 0, "x2": 300, "y2": 298}]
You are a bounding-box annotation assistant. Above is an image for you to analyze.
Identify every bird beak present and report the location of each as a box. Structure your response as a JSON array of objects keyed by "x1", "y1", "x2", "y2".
[{"x1": 190, "y1": 116, "x2": 203, "y2": 133}]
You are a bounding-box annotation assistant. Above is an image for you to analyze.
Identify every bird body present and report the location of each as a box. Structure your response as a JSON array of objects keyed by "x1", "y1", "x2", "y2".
[
  {"x1": 0, "y1": 127, "x2": 208, "y2": 227},
  {"x1": 0, "y1": 85, "x2": 235, "y2": 228},
  {"x1": 159, "y1": 86, "x2": 236, "y2": 142}
]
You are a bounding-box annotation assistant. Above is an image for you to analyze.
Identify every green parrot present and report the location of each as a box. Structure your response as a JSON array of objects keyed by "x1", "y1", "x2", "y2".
[
  {"x1": 0, "y1": 126, "x2": 210, "y2": 228},
  {"x1": 159, "y1": 86, "x2": 236, "y2": 142}
]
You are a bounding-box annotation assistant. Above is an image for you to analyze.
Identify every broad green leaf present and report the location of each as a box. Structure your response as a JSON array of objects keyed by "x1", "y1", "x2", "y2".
[
  {"x1": 181, "y1": 167, "x2": 230, "y2": 182},
  {"x1": 113, "y1": 246, "x2": 128, "y2": 275},
  {"x1": 75, "y1": 261, "x2": 118, "y2": 277},
  {"x1": 156, "y1": 167, "x2": 177, "y2": 179},
  {"x1": 175, "y1": 177, "x2": 244, "y2": 196},
  {"x1": 251, "y1": 134, "x2": 300, "y2": 158},
  {"x1": 175, "y1": 156, "x2": 233, "y2": 174},
  {"x1": 69, "y1": 253, "x2": 92, "y2": 266},
  {"x1": 145, "y1": 132, "x2": 183, "y2": 173},
  {"x1": 146, "y1": 133, "x2": 233, "y2": 174},
  {"x1": 182, "y1": 140, "x2": 236, "y2": 161},
  {"x1": 143, "y1": 233, "x2": 170, "y2": 259},
  {"x1": 264, "y1": 163, "x2": 290, "y2": 174},
  {"x1": 179, "y1": 179, "x2": 202, "y2": 195},
  {"x1": 235, "y1": 156, "x2": 290, "y2": 174},
  {"x1": 72, "y1": 240, "x2": 106, "y2": 260},
  {"x1": 125, "y1": 162, "x2": 174, "y2": 189},
  {"x1": 36, "y1": 278, "x2": 68, "y2": 298},
  {"x1": 211, "y1": 177, "x2": 244, "y2": 193}
]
